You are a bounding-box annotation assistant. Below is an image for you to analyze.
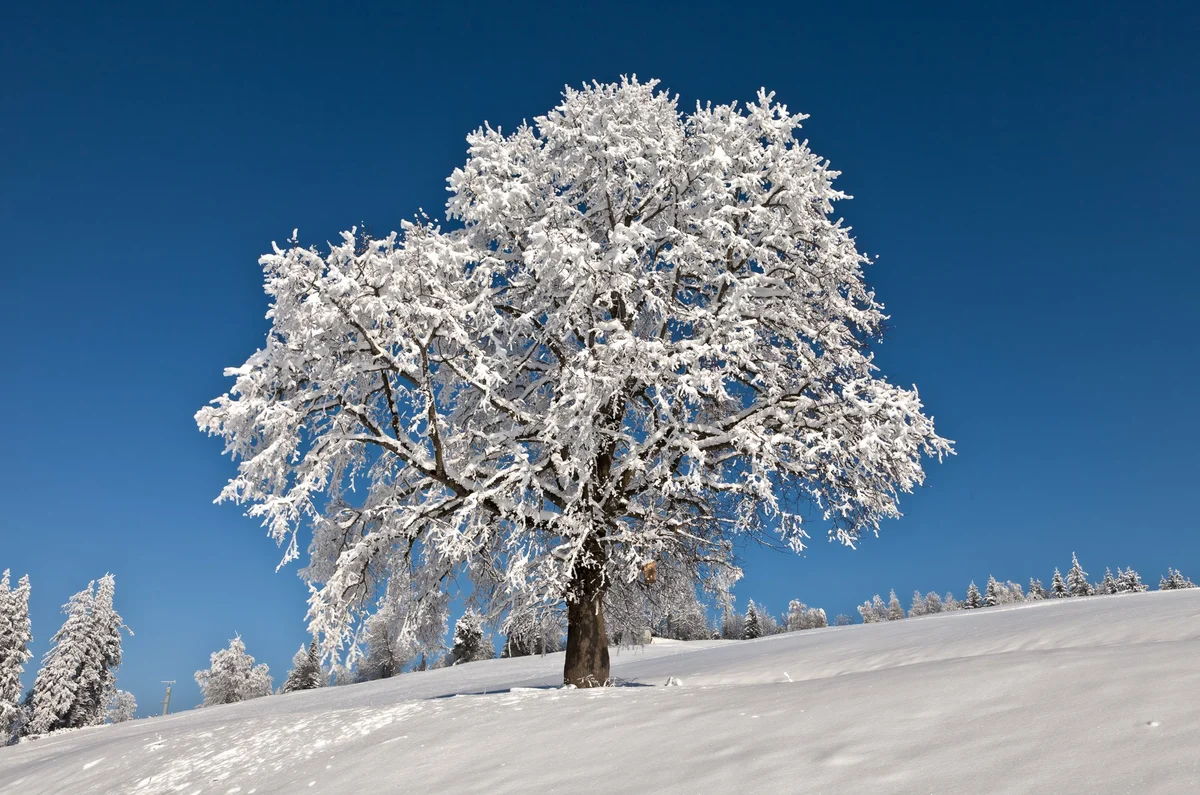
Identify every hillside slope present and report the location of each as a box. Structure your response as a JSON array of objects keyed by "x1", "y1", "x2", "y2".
[{"x1": 2, "y1": 590, "x2": 1198, "y2": 793}]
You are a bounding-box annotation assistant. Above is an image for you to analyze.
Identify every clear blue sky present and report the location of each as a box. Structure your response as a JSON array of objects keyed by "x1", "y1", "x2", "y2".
[{"x1": 2, "y1": 0, "x2": 1197, "y2": 715}]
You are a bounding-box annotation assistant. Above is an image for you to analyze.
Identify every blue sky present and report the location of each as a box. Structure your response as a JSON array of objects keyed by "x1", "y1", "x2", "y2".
[{"x1": 2, "y1": 0, "x2": 1197, "y2": 715}]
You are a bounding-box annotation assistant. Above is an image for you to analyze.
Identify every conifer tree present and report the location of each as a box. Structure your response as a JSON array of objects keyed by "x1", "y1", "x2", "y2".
[
  {"x1": 1117, "y1": 567, "x2": 1147, "y2": 593},
  {"x1": 984, "y1": 576, "x2": 1000, "y2": 607},
  {"x1": 1099, "y1": 568, "x2": 1118, "y2": 595},
  {"x1": 282, "y1": 640, "x2": 324, "y2": 693},
  {"x1": 1066, "y1": 553, "x2": 1093, "y2": 597},
  {"x1": 866, "y1": 594, "x2": 886, "y2": 622},
  {"x1": 857, "y1": 600, "x2": 878, "y2": 624},
  {"x1": 964, "y1": 581, "x2": 983, "y2": 609},
  {"x1": 448, "y1": 611, "x2": 492, "y2": 665},
  {"x1": 909, "y1": 590, "x2": 928, "y2": 617},
  {"x1": 942, "y1": 592, "x2": 960, "y2": 610},
  {"x1": 195, "y1": 636, "x2": 273, "y2": 706},
  {"x1": 924, "y1": 591, "x2": 944, "y2": 614},
  {"x1": 0, "y1": 571, "x2": 33, "y2": 740},
  {"x1": 886, "y1": 590, "x2": 904, "y2": 621},
  {"x1": 1159, "y1": 568, "x2": 1197, "y2": 590},
  {"x1": 28, "y1": 575, "x2": 128, "y2": 735},
  {"x1": 742, "y1": 602, "x2": 762, "y2": 639},
  {"x1": 1050, "y1": 568, "x2": 1067, "y2": 597},
  {"x1": 1028, "y1": 578, "x2": 1046, "y2": 600}
]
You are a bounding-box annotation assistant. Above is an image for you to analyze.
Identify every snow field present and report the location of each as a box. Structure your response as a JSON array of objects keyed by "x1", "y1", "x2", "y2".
[{"x1": 1, "y1": 589, "x2": 1197, "y2": 793}]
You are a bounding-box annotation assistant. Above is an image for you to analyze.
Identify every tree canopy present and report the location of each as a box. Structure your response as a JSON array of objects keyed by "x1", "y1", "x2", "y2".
[{"x1": 197, "y1": 77, "x2": 950, "y2": 685}]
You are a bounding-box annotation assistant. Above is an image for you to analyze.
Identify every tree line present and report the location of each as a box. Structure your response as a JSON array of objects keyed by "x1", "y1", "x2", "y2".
[{"x1": 857, "y1": 554, "x2": 1195, "y2": 623}]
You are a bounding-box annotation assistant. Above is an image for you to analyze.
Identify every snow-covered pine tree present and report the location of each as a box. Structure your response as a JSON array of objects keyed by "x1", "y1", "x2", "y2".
[
  {"x1": 908, "y1": 590, "x2": 927, "y2": 617},
  {"x1": 282, "y1": 640, "x2": 324, "y2": 693},
  {"x1": 870, "y1": 594, "x2": 887, "y2": 622},
  {"x1": 942, "y1": 592, "x2": 960, "y2": 610},
  {"x1": 964, "y1": 581, "x2": 983, "y2": 609},
  {"x1": 833, "y1": 614, "x2": 854, "y2": 626},
  {"x1": 28, "y1": 574, "x2": 128, "y2": 735},
  {"x1": 105, "y1": 690, "x2": 137, "y2": 723},
  {"x1": 924, "y1": 591, "x2": 944, "y2": 614},
  {"x1": 1066, "y1": 553, "x2": 1093, "y2": 597},
  {"x1": 984, "y1": 576, "x2": 1000, "y2": 607},
  {"x1": 1116, "y1": 567, "x2": 1147, "y2": 593},
  {"x1": 0, "y1": 571, "x2": 33, "y2": 740},
  {"x1": 447, "y1": 611, "x2": 492, "y2": 665},
  {"x1": 195, "y1": 636, "x2": 273, "y2": 706},
  {"x1": 742, "y1": 602, "x2": 763, "y2": 639},
  {"x1": 1028, "y1": 578, "x2": 1046, "y2": 600},
  {"x1": 1099, "y1": 568, "x2": 1118, "y2": 595},
  {"x1": 886, "y1": 590, "x2": 904, "y2": 621},
  {"x1": 1159, "y1": 568, "x2": 1196, "y2": 590},
  {"x1": 857, "y1": 600, "x2": 877, "y2": 623},
  {"x1": 1050, "y1": 568, "x2": 1068, "y2": 598},
  {"x1": 197, "y1": 78, "x2": 952, "y2": 688}
]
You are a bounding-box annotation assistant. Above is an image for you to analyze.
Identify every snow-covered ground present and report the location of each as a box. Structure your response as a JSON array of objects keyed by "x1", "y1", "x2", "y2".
[{"x1": 2, "y1": 589, "x2": 1198, "y2": 793}]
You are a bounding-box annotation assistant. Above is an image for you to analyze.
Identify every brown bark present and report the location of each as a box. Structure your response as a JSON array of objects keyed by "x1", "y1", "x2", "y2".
[{"x1": 562, "y1": 539, "x2": 610, "y2": 687}]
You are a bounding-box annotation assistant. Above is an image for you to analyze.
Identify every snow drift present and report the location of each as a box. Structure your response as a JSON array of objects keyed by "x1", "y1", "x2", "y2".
[{"x1": 2, "y1": 589, "x2": 1197, "y2": 793}]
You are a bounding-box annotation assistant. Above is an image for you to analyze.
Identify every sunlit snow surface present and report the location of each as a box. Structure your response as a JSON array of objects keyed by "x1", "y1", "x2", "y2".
[{"x1": 2, "y1": 590, "x2": 1198, "y2": 793}]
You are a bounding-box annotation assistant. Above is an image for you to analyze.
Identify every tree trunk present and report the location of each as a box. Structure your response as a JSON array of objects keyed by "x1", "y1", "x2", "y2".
[
  {"x1": 563, "y1": 541, "x2": 610, "y2": 687},
  {"x1": 564, "y1": 588, "x2": 610, "y2": 687}
]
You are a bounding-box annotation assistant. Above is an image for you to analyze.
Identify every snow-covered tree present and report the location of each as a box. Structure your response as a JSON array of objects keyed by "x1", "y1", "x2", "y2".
[
  {"x1": 0, "y1": 571, "x2": 33, "y2": 740},
  {"x1": 1159, "y1": 568, "x2": 1196, "y2": 590},
  {"x1": 358, "y1": 578, "x2": 448, "y2": 681},
  {"x1": 105, "y1": 690, "x2": 137, "y2": 723},
  {"x1": 984, "y1": 576, "x2": 1000, "y2": 607},
  {"x1": 282, "y1": 640, "x2": 324, "y2": 693},
  {"x1": 1066, "y1": 553, "x2": 1093, "y2": 597},
  {"x1": 719, "y1": 608, "x2": 745, "y2": 640},
  {"x1": 885, "y1": 590, "x2": 904, "y2": 621},
  {"x1": 857, "y1": 599, "x2": 879, "y2": 624},
  {"x1": 833, "y1": 614, "x2": 853, "y2": 626},
  {"x1": 1099, "y1": 568, "x2": 1118, "y2": 595},
  {"x1": 28, "y1": 574, "x2": 128, "y2": 735},
  {"x1": 742, "y1": 602, "x2": 763, "y2": 639},
  {"x1": 964, "y1": 581, "x2": 983, "y2": 609},
  {"x1": 605, "y1": 556, "x2": 711, "y2": 644},
  {"x1": 1027, "y1": 578, "x2": 1046, "y2": 600},
  {"x1": 1050, "y1": 568, "x2": 1068, "y2": 598},
  {"x1": 1005, "y1": 580, "x2": 1024, "y2": 602},
  {"x1": 942, "y1": 592, "x2": 961, "y2": 611},
  {"x1": 196, "y1": 78, "x2": 951, "y2": 687},
  {"x1": 757, "y1": 606, "x2": 783, "y2": 636},
  {"x1": 195, "y1": 636, "x2": 273, "y2": 706},
  {"x1": 923, "y1": 591, "x2": 944, "y2": 614},
  {"x1": 787, "y1": 600, "x2": 827, "y2": 631},
  {"x1": 1116, "y1": 567, "x2": 1148, "y2": 593},
  {"x1": 447, "y1": 611, "x2": 492, "y2": 665},
  {"x1": 501, "y1": 606, "x2": 566, "y2": 657}
]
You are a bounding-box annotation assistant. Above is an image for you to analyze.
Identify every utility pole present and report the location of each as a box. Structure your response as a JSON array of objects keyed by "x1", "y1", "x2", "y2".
[{"x1": 160, "y1": 681, "x2": 175, "y2": 716}]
